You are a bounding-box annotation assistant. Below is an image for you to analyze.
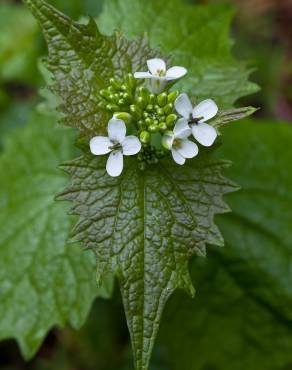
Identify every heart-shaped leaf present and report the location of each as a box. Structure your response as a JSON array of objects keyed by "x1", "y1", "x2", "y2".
[
  {"x1": 24, "y1": 0, "x2": 256, "y2": 368},
  {"x1": 58, "y1": 153, "x2": 236, "y2": 369}
]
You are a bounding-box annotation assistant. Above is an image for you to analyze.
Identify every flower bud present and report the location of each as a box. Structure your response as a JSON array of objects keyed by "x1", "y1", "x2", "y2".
[
  {"x1": 109, "y1": 78, "x2": 121, "y2": 90},
  {"x1": 126, "y1": 74, "x2": 136, "y2": 89},
  {"x1": 166, "y1": 114, "x2": 177, "y2": 126},
  {"x1": 149, "y1": 94, "x2": 156, "y2": 104},
  {"x1": 146, "y1": 104, "x2": 154, "y2": 112},
  {"x1": 156, "y1": 107, "x2": 164, "y2": 116},
  {"x1": 106, "y1": 103, "x2": 119, "y2": 112},
  {"x1": 140, "y1": 131, "x2": 151, "y2": 143},
  {"x1": 108, "y1": 86, "x2": 115, "y2": 94},
  {"x1": 158, "y1": 122, "x2": 167, "y2": 131},
  {"x1": 122, "y1": 93, "x2": 132, "y2": 104},
  {"x1": 164, "y1": 103, "x2": 173, "y2": 115},
  {"x1": 130, "y1": 104, "x2": 142, "y2": 119},
  {"x1": 109, "y1": 94, "x2": 116, "y2": 102},
  {"x1": 137, "y1": 120, "x2": 147, "y2": 130},
  {"x1": 145, "y1": 117, "x2": 153, "y2": 126},
  {"x1": 157, "y1": 92, "x2": 168, "y2": 107},
  {"x1": 138, "y1": 86, "x2": 150, "y2": 101},
  {"x1": 136, "y1": 96, "x2": 147, "y2": 109},
  {"x1": 114, "y1": 112, "x2": 132, "y2": 124},
  {"x1": 100, "y1": 89, "x2": 111, "y2": 101},
  {"x1": 118, "y1": 99, "x2": 126, "y2": 106},
  {"x1": 168, "y1": 91, "x2": 179, "y2": 103},
  {"x1": 149, "y1": 124, "x2": 158, "y2": 133}
]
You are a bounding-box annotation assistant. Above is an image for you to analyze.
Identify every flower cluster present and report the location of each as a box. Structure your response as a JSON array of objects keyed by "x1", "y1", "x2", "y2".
[{"x1": 90, "y1": 58, "x2": 218, "y2": 177}]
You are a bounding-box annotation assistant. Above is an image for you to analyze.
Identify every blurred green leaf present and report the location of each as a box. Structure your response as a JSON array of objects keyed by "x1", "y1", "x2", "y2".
[
  {"x1": 0, "y1": 101, "x2": 36, "y2": 149},
  {"x1": 156, "y1": 119, "x2": 292, "y2": 370},
  {"x1": 98, "y1": 0, "x2": 259, "y2": 108},
  {"x1": 0, "y1": 112, "x2": 113, "y2": 359},
  {"x1": 0, "y1": 2, "x2": 41, "y2": 84},
  {"x1": 0, "y1": 0, "x2": 104, "y2": 87},
  {"x1": 49, "y1": 0, "x2": 103, "y2": 18}
]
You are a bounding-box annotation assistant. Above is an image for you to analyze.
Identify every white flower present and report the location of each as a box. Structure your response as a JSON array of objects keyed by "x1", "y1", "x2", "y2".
[
  {"x1": 162, "y1": 119, "x2": 198, "y2": 165},
  {"x1": 175, "y1": 93, "x2": 218, "y2": 147},
  {"x1": 90, "y1": 118, "x2": 141, "y2": 177},
  {"x1": 134, "y1": 58, "x2": 187, "y2": 94}
]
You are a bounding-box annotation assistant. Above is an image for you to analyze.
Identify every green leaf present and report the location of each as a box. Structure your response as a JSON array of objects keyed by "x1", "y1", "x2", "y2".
[
  {"x1": 23, "y1": 1, "x2": 256, "y2": 369},
  {"x1": 48, "y1": 0, "x2": 103, "y2": 19},
  {"x1": 0, "y1": 2, "x2": 40, "y2": 84},
  {"x1": 24, "y1": 0, "x2": 161, "y2": 136},
  {"x1": 0, "y1": 113, "x2": 113, "y2": 359},
  {"x1": 98, "y1": 0, "x2": 259, "y2": 107},
  {"x1": 58, "y1": 153, "x2": 236, "y2": 370},
  {"x1": 211, "y1": 106, "x2": 259, "y2": 128},
  {"x1": 0, "y1": 101, "x2": 35, "y2": 150},
  {"x1": 156, "y1": 119, "x2": 292, "y2": 370}
]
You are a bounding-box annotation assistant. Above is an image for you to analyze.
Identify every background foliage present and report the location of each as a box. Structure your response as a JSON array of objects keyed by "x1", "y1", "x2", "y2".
[{"x1": 0, "y1": 0, "x2": 291, "y2": 369}]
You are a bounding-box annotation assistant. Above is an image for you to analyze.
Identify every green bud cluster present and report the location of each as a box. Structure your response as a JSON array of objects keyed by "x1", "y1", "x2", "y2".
[
  {"x1": 100, "y1": 75, "x2": 179, "y2": 135},
  {"x1": 137, "y1": 145, "x2": 166, "y2": 171},
  {"x1": 99, "y1": 74, "x2": 137, "y2": 113},
  {"x1": 135, "y1": 89, "x2": 179, "y2": 143},
  {"x1": 99, "y1": 74, "x2": 180, "y2": 169}
]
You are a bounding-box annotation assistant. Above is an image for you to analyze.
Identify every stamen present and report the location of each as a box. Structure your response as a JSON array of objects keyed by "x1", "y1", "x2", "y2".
[
  {"x1": 156, "y1": 69, "x2": 166, "y2": 77},
  {"x1": 173, "y1": 138, "x2": 182, "y2": 149},
  {"x1": 189, "y1": 116, "x2": 204, "y2": 125},
  {"x1": 109, "y1": 142, "x2": 122, "y2": 150}
]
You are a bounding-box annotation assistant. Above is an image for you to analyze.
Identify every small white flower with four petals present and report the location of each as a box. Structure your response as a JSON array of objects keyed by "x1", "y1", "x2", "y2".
[
  {"x1": 134, "y1": 58, "x2": 187, "y2": 94},
  {"x1": 90, "y1": 118, "x2": 141, "y2": 177},
  {"x1": 175, "y1": 93, "x2": 218, "y2": 147},
  {"x1": 162, "y1": 119, "x2": 199, "y2": 165}
]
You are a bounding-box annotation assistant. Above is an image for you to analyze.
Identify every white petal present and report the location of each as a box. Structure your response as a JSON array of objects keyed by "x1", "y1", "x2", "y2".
[
  {"x1": 166, "y1": 66, "x2": 187, "y2": 80},
  {"x1": 175, "y1": 93, "x2": 193, "y2": 119},
  {"x1": 174, "y1": 118, "x2": 191, "y2": 139},
  {"x1": 90, "y1": 136, "x2": 111, "y2": 155},
  {"x1": 122, "y1": 136, "x2": 142, "y2": 155},
  {"x1": 162, "y1": 134, "x2": 174, "y2": 150},
  {"x1": 134, "y1": 71, "x2": 152, "y2": 79},
  {"x1": 177, "y1": 139, "x2": 199, "y2": 159},
  {"x1": 106, "y1": 150, "x2": 124, "y2": 177},
  {"x1": 108, "y1": 118, "x2": 126, "y2": 143},
  {"x1": 192, "y1": 99, "x2": 218, "y2": 122},
  {"x1": 192, "y1": 122, "x2": 217, "y2": 147},
  {"x1": 147, "y1": 58, "x2": 166, "y2": 75},
  {"x1": 171, "y1": 149, "x2": 186, "y2": 165}
]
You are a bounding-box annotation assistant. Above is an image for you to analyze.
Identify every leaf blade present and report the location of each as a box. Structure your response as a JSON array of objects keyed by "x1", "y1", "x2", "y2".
[
  {"x1": 0, "y1": 113, "x2": 113, "y2": 359},
  {"x1": 59, "y1": 153, "x2": 237, "y2": 369},
  {"x1": 98, "y1": 0, "x2": 259, "y2": 107},
  {"x1": 24, "y1": 0, "x2": 161, "y2": 136},
  {"x1": 156, "y1": 119, "x2": 292, "y2": 370}
]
